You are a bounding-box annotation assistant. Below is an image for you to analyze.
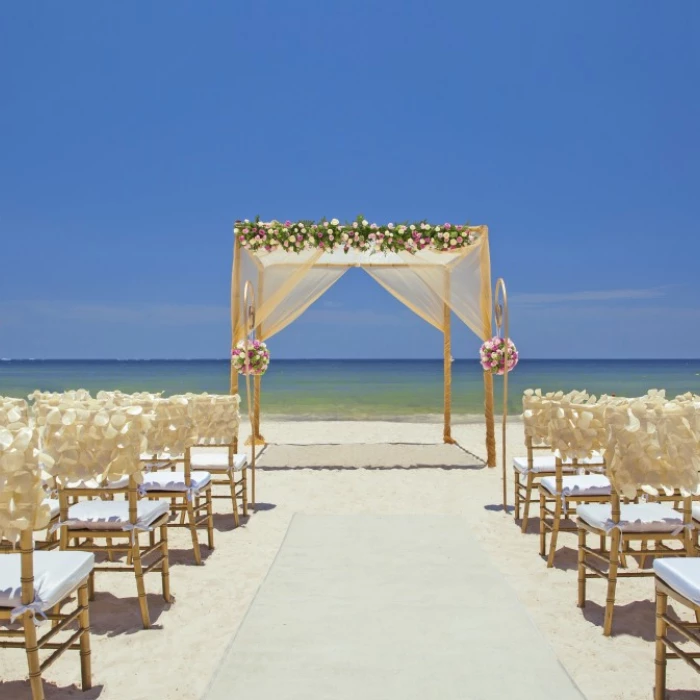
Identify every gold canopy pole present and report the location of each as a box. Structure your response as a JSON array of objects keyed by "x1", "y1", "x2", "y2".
[
  {"x1": 479, "y1": 228, "x2": 496, "y2": 467},
  {"x1": 443, "y1": 271, "x2": 455, "y2": 444},
  {"x1": 230, "y1": 233, "x2": 241, "y2": 396},
  {"x1": 253, "y1": 274, "x2": 265, "y2": 445},
  {"x1": 494, "y1": 278, "x2": 510, "y2": 510},
  {"x1": 243, "y1": 281, "x2": 257, "y2": 510}
]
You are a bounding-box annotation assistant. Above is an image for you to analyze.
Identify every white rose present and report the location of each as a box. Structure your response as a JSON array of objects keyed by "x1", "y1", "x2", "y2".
[
  {"x1": 450, "y1": 238, "x2": 456, "y2": 245},
  {"x1": 362, "y1": 219, "x2": 368, "y2": 226},
  {"x1": 409, "y1": 225, "x2": 415, "y2": 230},
  {"x1": 331, "y1": 218, "x2": 339, "y2": 225},
  {"x1": 234, "y1": 228, "x2": 239, "y2": 234},
  {"x1": 244, "y1": 219, "x2": 250, "y2": 223},
  {"x1": 388, "y1": 223, "x2": 394, "y2": 229},
  {"x1": 375, "y1": 244, "x2": 382, "y2": 251},
  {"x1": 288, "y1": 235, "x2": 295, "y2": 242}
]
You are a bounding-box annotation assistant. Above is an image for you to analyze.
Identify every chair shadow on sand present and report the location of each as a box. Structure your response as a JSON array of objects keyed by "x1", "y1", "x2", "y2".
[
  {"x1": 0, "y1": 680, "x2": 104, "y2": 700},
  {"x1": 255, "y1": 442, "x2": 487, "y2": 471},
  {"x1": 86, "y1": 591, "x2": 172, "y2": 637}
]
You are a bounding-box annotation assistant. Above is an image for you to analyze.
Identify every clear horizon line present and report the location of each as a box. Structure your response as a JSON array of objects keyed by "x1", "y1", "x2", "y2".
[{"x1": 2, "y1": 357, "x2": 699, "y2": 362}]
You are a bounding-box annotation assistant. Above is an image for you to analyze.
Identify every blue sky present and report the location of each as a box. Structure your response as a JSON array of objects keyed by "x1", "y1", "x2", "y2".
[{"x1": 1, "y1": 1, "x2": 698, "y2": 360}]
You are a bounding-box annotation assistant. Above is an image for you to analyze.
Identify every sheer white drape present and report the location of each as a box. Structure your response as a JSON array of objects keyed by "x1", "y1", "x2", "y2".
[{"x1": 233, "y1": 228, "x2": 492, "y2": 342}]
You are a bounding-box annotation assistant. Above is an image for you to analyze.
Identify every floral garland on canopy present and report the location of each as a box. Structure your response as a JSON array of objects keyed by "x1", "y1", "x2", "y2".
[{"x1": 234, "y1": 215, "x2": 480, "y2": 255}]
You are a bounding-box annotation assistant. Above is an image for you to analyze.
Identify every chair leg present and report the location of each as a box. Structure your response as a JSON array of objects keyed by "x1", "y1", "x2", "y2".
[
  {"x1": 547, "y1": 498, "x2": 563, "y2": 568},
  {"x1": 132, "y1": 534, "x2": 151, "y2": 628},
  {"x1": 78, "y1": 582, "x2": 92, "y2": 690},
  {"x1": 228, "y1": 471, "x2": 240, "y2": 528},
  {"x1": 160, "y1": 523, "x2": 171, "y2": 603},
  {"x1": 654, "y1": 588, "x2": 668, "y2": 700},
  {"x1": 206, "y1": 487, "x2": 215, "y2": 550},
  {"x1": 514, "y1": 470, "x2": 520, "y2": 521},
  {"x1": 241, "y1": 468, "x2": 249, "y2": 517},
  {"x1": 639, "y1": 540, "x2": 649, "y2": 570},
  {"x1": 577, "y1": 526, "x2": 587, "y2": 608},
  {"x1": 604, "y1": 530, "x2": 621, "y2": 636},
  {"x1": 521, "y1": 473, "x2": 534, "y2": 533},
  {"x1": 186, "y1": 498, "x2": 203, "y2": 565},
  {"x1": 23, "y1": 611, "x2": 45, "y2": 700},
  {"x1": 539, "y1": 491, "x2": 546, "y2": 557},
  {"x1": 88, "y1": 570, "x2": 95, "y2": 602}
]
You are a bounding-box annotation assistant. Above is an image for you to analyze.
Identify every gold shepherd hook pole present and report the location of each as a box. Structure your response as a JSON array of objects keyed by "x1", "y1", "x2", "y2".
[
  {"x1": 243, "y1": 281, "x2": 257, "y2": 511},
  {"x1": 494, "y1": 278, "x2": 509, "y2": 512}
]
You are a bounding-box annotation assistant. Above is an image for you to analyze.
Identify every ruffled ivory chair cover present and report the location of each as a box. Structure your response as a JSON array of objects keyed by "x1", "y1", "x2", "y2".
[
  {"x1": 174, "y1": 393, "x2": 241, "y2": 445},
  {"x1": 0, "y1": 397, "x2": 30, "y2": 428},
  {"x1": 41, "y1": 402, "x2": 150, "y2": 487},
  {"x1": 604, "y1": 394, "x2": 700, "y2": 499},
  {"x1": 0, "y1": 416, "x2": 53, "y2": 544}
]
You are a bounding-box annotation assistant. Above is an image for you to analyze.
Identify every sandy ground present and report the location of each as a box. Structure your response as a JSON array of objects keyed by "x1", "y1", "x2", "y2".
[{"x1": 1, "y1": 419, "x2": 698, "y2": 700}]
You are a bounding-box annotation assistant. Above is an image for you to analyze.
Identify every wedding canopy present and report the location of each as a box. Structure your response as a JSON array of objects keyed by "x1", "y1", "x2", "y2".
[{"x1": 230, "y1": 220, "x2": 496, "y2": 466}]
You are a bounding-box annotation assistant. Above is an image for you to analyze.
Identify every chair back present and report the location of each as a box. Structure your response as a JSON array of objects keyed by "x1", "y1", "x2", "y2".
[
  {"x1": 177, "y1": 393, "x2": 241, "y2": 447},
  {"x1": 41, "y1": 401, "x2": 150, "y2": 526},
  {"x1": 604, "y1": 395, "x2": 700, "y2": 524},
  {"x1": 0, "y1": 397, "x2": 30, "y2": 427}
]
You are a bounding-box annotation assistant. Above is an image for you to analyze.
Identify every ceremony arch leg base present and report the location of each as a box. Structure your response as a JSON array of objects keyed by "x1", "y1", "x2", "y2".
[{"x1": 245, "y1": 435, "x2": 266, "y2": 447}]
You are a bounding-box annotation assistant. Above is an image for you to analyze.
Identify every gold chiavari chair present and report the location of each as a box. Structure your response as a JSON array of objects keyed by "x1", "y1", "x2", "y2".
[
  {"x1": 0, "y1": 415, "x2": 93, "y2": 700},
  {"x1": 653, "y1": 558, "x2": 700, "y2": 699},
  {"x1": 538, "y1": 394, "x2": 610, "y2": 567},
  {"x1": 577, "y1": 396, "x2": 698, "y2": 636},
  {"x1": 180, "y1": 393, "x2": 249, "y2": 526},
  {"x1": 138, "y1": 396, "x2": 214, "y2": 565},
  {"x1": 42, "y1": 401, "x2": 171, "y2": 629},
  {"x1": 515, "y1": 389, "x2": 602, "y2": 532}
]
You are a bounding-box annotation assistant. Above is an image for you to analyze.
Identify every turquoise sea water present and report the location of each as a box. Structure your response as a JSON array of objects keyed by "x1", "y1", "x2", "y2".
[{"x1": 1, "y1": 359, "x2": 698, "y2": 420}]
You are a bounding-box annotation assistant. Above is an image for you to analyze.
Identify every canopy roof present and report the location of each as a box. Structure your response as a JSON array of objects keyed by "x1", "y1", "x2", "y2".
[{"x1": 233, "y1": 225, "x2": 492, "y2": 342}]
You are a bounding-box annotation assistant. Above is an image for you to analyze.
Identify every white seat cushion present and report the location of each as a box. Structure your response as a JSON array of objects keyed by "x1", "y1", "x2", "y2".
[
  {"x1": 189, "y1": 450, "x2": 248, "y2": 471},
  {"x1": 0, "y1": 550, "x2": 94, "y2": 614},
  {"x1": 141, "y1": 471, "x2": 212, "y2": 494},
  {"x1": 513, "y1": 455, "x2": 575, "y2": 474},
  {"x1": 578, "y1": 502, "x2": 685, "y2": 533},
  {"x1": 44, "y1": 499, "x2": 60, "y2": 521},
  {"x1": 513, "y1": 451, "x2": 605, "y2": 475},
  {"x1": 65, "y1": 475, "x2": 130, "y2": 490},
  {"x1": 654, "y1": 558, "x2": 700, "y2": 606},
  {"x1": 692, "y1": 503, "x2": 700, "y2": 522},
  {"x1": 540, "y1": 474, "x2": 611, "y2": 498},
  {"x1": 65, "y1": 500, "x2": 169, "y2": 531}
]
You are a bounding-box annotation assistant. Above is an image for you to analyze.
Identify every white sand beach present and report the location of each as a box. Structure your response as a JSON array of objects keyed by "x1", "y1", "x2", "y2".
[{"x1": 0, "y1": 419, "x2": 696, "y2": 700}]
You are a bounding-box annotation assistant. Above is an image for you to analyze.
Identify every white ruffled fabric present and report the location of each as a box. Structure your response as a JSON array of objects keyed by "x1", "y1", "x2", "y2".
[
  {"x1": 0, "y1": 415, "x2": 54, "y2": 543},
  {"x1": 174, "y1": 393, "x2": 241, "y2": 445}
]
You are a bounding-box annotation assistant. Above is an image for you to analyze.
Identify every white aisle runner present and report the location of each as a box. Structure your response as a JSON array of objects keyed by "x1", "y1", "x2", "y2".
[{"x1": 204, "y1": 515, "x2": 585, "y2": 700}]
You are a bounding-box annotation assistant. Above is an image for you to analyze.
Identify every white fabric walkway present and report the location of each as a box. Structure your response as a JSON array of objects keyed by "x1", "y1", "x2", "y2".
[{"x1": 204, "y1": 515, "x2": 585, "y2": 700}]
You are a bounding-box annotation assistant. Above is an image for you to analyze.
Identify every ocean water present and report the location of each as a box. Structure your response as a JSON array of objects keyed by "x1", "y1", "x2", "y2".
[{"x1": 0, "y1": 359, "x2": 698, "y2": 420}]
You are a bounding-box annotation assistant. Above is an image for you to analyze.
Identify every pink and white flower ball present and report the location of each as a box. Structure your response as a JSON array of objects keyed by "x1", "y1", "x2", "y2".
[
  {"x1": 479, "y1": 337, "x2": 518, "y2": 375},
  {"x1": 231, "y1": 340, "x2": 270, "y2": 376}
]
